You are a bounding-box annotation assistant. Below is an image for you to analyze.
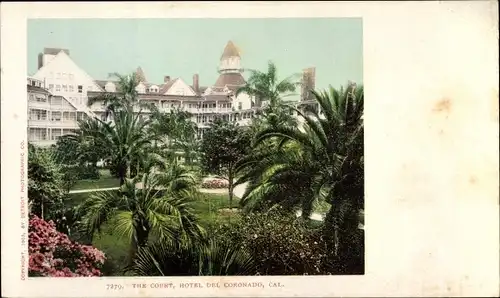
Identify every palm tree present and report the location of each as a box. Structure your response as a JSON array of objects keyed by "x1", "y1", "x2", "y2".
[
  {"x1": 126, "y1": 239, "x2": 256, "y2": 276},
  {"x1": 149, "y1": 108, "x2": 199, "y2": 164},
  {"x1": 236, "y1": 61, "x2": 300, "y2": 128},
  {"x1": 235, "y1": 142, "x2": 324, "y2": 219},
  {"x1": 76, "y1": 157, "x2": 205, "y2": 265},
  {"x1": 236, "y1": 61, "x2": 299, "y2": 108},
  {"x1": 244, "y1": 83, "x2": 364, "y2": 261},
  {"x1": 75, "y1": 109, "x2": 153, "y2": 185},
  {"x1": 87, "y1": 72, "x2": 157, "y2": 121}
]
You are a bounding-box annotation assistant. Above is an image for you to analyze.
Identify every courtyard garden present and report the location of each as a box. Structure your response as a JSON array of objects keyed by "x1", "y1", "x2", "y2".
[{"x1": 27, "y1": 63, "x2": 364, "y2": 277}]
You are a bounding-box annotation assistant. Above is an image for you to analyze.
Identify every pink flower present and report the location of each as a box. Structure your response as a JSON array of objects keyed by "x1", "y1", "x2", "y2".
[{"x1": 28, "y1": 215, "x2": 105, "y2": 277}]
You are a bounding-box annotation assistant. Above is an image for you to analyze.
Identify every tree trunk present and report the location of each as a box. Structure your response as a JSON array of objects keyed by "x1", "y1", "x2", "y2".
[
  {"x1": 118, "y1": 164, "x2": 127, "y2": 186},
  {"x1": 128, "y1": 226, "x2": 150, "y2": 266},
  {"x1": 41, "y1": 198, "x2": 44, "y2": 220},
  {"x1": 228, "y1": 171, "x2": 234, "y2": 209}
]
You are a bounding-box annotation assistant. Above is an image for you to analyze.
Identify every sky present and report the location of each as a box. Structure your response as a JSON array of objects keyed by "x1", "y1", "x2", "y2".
[{"x1": 28, "y1": 18, "x2": 363, "y2": 93}]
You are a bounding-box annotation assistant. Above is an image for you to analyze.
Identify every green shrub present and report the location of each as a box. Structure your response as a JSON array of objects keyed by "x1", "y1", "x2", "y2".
[{"x1": 208, "y1": 206, "x2": 338, "y2": 275}]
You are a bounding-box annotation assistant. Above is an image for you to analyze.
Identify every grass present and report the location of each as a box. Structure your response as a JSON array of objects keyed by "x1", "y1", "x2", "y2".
[
  {"x1": 65, "y1": 189, "x2": 239, "y2": 275},
  {"x1": 70, "y1": 169, "x2": 120, "y2": 191},
  {"x1": 191, "y1": 193, "x2": 240, "y2": 226}
]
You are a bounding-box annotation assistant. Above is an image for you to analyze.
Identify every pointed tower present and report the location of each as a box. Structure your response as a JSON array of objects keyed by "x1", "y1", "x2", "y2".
[
  {"x1": 218, "y1": 41, "x2": 243, "y2": 74},
  {"x1": 135, "y1": 66, "x2": 147, "y2": 83}
]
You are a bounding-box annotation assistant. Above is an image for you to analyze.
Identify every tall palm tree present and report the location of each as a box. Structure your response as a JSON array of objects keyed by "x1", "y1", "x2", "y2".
[
  {"x1": 236, "y1": 61, "x2": 300, "y2": 129},
  {"x1": 236, "y1": 61, "x2": 299, "y2": 108},
  {"x1": 75, "y1": 157, "x2": 204, "y2": 265},
  {"x1": 149, "y1": 108, "x2": 199, "y2": 164},
  {"x1": 87, "y1": 72, "x2": 157, "y2": 121},
  {"x1": 235, "y1": 142, "x2": 324, "y2": 219},
  {"x1": 75, "y1": 109, "x2": 153, "y2": 185},
  {"x1": 245, "y1": 83, "x2": 364, "y2": 259}
]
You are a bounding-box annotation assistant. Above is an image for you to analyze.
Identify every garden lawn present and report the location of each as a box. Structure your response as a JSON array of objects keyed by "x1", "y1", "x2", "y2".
[
  {"x1": 65, "y1": 190, "x2": 240, "y2": 276},
  {"x1": 70, "y1": 169, "x2": 120, "y2": 191},
  {"x1": 191, "y1": 193, "x2": 241, "y2": 226}
]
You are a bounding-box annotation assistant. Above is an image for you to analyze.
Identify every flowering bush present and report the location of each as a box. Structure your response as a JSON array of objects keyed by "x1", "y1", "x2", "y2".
[
  {"x1": 28, "y1": 215, "x2": 105, "y2": 277},
  {"x1": 201, "y1": 179, "x2": 229, "y2": 189}
]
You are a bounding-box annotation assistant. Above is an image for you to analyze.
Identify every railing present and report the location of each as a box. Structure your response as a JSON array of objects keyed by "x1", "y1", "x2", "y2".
[{"x1": 28, "y1": 119, "x2": 79, "y2": 128}]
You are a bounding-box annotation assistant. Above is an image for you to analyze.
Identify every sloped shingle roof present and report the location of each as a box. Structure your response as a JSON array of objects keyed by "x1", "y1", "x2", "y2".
[
  {"x1": 220, "y1": 41, "x2": 240, "y2": 60},
  {"x1": 214, "y1": 73, "x2": 246, "y2": 88},
  {"x1": 43, "y1": 48, "x2": 70, "y2": 56}
]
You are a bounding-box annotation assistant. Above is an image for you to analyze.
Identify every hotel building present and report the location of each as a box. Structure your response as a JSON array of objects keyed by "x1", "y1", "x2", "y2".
[{"x1": 28, "y1": 41, "x2": 318, "y2": 146}]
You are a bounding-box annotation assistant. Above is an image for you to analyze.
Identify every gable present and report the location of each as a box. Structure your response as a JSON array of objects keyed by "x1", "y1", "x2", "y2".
[
  {"x1": 164, "y1": 78, "x2": 196, "y2": 96},
  {"x1": 33, "y1": 51, "x2": 103, "y2": 93}
]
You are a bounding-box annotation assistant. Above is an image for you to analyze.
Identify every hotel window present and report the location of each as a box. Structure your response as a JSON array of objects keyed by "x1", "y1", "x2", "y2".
[
  {"x1": 48, "y1": 84, "x2": 54, "y2": 91},
  {"x1": 56, "y1": 85, "x2": 61, "y2": 92},
  {"x1": 56, "y1": 72, "x2": 61, "y2": 79},
  {"x1": 51, "y1": 129, "x2": 62, "y2": 141},
  {"x1": 35, "y1": 95, "x2": 47, "y2": 103},
  {"x1": 62, "y1": 73, "x2": 67, "y2": 80},
  {"x1": 30, "y1": 109, "x2": 47, "y2": 121},
  {"x1": 51, "y1": 96, "x2": 62, "y2": 106},
  {"x1": 78, "y1": 85, "x2": 83, "y2": 93},
  {"x1": 62, "y1": 85, "x2": 68, "y2": 92},
  {"x1": 238, "y1": 102, "x2": 242, "y2": 110},
  {"x1": 68, "y1": 85, "x2": 74, "y2": 92},
  {"x1": 51, "y1": 111, "x2": 62, "y2": 122},
  {"x1": 29, "y1": 128, "x2": 48, "y2": 141}
]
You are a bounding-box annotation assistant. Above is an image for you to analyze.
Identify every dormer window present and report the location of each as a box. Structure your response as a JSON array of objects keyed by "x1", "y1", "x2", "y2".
[
  {"x1": 135, "y1": 83, "x2": 146, "y2": 94},
  {"x1": 105, "y1": 82, "x2": 116, "y2": 92}
]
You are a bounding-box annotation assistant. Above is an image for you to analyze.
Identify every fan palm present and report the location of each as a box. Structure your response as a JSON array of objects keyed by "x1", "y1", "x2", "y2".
[
  {"x1": 126, "y1": 239, "x2": 256, "y2": 276},
  {"x1": 75, "y1": 158, "x2": 204, "y2": 265}
]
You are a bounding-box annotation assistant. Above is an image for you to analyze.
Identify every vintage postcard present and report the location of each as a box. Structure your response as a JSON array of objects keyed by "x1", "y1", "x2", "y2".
[{"x1": 1, "y1": 1, "x2": 499, "y2": 297}]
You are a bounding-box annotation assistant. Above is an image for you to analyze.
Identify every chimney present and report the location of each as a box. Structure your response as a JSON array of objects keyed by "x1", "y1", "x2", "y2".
[
  {"x1": 37, "y1": 53, "x2": 44, "y2": 69},
  {"x1": 164, "y1": 76, "x2": 171, "y2": 83},
  {"x1": 193, "y1": 74, "x2": 199, "y2": 93},
  {"x1": 301, "y1": 67, "x2": 316, "y2": 101}
]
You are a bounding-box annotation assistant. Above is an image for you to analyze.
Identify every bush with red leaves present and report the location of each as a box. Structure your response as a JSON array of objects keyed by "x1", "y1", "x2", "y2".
[{"x1": 28, "y1": 215, "x2": 105, "y2": 277}]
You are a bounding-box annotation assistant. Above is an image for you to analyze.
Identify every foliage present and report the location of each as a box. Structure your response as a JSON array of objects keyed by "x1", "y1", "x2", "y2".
[
  {"x1": 149, "y1": 108, "x2": 200, "y2": 165},
  {"x1": 28, "y1": 143, "x2": 66, "y2": 224},
  {"x1": 235, "y1": 143, "x2": 323, "y2": 218},
  {"x1": 87, "y1": 72, "x2": 157, "y2": 120},
  {"x1": 249, "y1": 83, "x2": 364, "y2": 264},
  {"x1": 236, "y1": 61, "x2": 300, "y2": 130},
  {"x1": 200, "y1": 118, "x2": 251, "y2": 207},
  {"x1": 236, "y1": 60, "x2": 299, "y2": 108},
  {"x1": 126, "y1": 238, "x2": 256, "y2": 276},
  {"x1": 54, "y1": 134, "x2": 105, "y2": 168},
  {"x1": 209, "y1": 207, "x2": 341, "y2": 275},
  {"x1": 28, "y1": 215, "x2": 106, "y2": 277},
  {"x1": 75, "y1": 109, "x2": 153, "y2": 185},
  {"x1": 75, "y1": 155, "x2": 205, "y2": 264}
]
